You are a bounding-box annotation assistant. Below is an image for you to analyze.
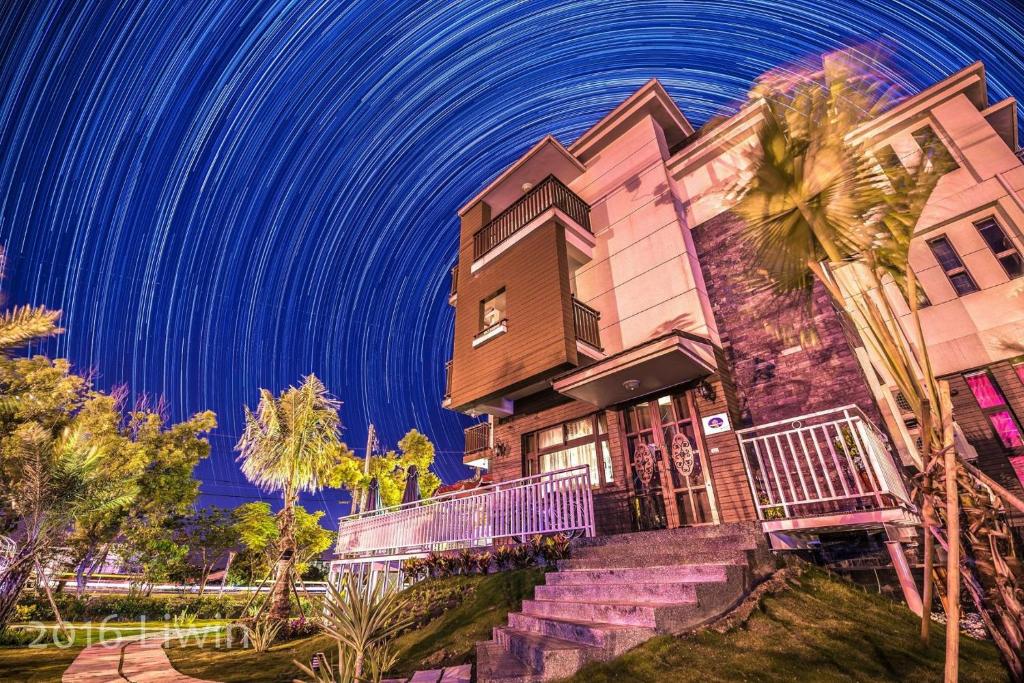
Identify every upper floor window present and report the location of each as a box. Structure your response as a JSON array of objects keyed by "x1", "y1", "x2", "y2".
[
  {"x1": 911, "y1": 125, "x2": 959, "y2": 171},
  {"x1": 974, "y1": 217, "x2": 1023, "y2": 279},
  {"x1": 1014, "y1": 359, "x2": 1024, "y2": 386},
  {"x1": 964, "y1": 370, "x2": 1023, "y2": 451},
  {"x1": 523, "y1": 413, "x2": 613, "y2": 487},
  {"x1": 479, "y1": 288, "x2": 506, "y2": 331},
  {"x1": 928, "y1": 236, "x2": 978, "y2": 296}
]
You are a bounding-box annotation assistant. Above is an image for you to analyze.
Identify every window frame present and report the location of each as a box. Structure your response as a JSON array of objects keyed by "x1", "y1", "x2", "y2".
[
  {"x1": 963, "y1": 369, "x2": 1024, "y2": 455},
  {"x1": 927, "y1": 235, "x2": 979, "y2": 296},
  {"x1": 911, "y1": 124, "x2": 959, "y2": 171},
  {"x1": 522, "y1": 413, "x2": 613, "y2": 488},
  {"x1": 973, "y1": 216, "x2": 1023, "y2": 280}
]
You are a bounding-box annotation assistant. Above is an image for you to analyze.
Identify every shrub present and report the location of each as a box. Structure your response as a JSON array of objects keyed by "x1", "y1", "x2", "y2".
[
  {"x1": 279, "y1": 616, "x2": 321, "y2": 642},
  {"x1": 0, "y1": 627, "x2": 39, "y2": 647},
  {"x1": 238, "y1": 618, "x2": 282, "y2": 653},
  {"x1": 16, "y1": 592, "x2": 248, "y2": 622}
]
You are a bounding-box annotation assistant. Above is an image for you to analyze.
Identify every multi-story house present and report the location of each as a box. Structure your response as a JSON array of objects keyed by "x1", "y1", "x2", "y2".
[
  {"x1": 443, "y1": 60, "x2": 1023, "y2": 537},
  {"x1": 332, "y1": 60, "x2": 1023, "y2": 681}
]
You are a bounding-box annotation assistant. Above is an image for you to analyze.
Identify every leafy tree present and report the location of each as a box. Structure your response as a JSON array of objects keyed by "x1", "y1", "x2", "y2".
[
  {"x1": 0, "y1": 358, "x2": 136, "y2": 631},
  {"x1": 176, "y1": 506, "x2": 239, "y2": 596},
  {"x1": 732, "y1": 49, "x2": 1024, "y2": 678},
  {"x1": 236, "y1": 374, "x2": 350, "y2": 620},
  {"x1": 331, "y1": 429, "x2": 441, "y2": 509},
  {"x1": 230, "y1": 501, "x2": 332, "y2": 585}
]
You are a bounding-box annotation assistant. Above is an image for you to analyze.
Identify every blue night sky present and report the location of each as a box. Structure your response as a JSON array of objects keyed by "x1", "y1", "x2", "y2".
[{"x1": 2, "y1": 0, "x2": 1023, "y2": 527}]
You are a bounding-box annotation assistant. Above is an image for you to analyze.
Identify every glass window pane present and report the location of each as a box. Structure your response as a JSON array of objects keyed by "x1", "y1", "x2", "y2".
[
  {"x1": 597, "y1": 413, "x2": 608, "y2": 434},
  {"x1": 657, "y1": 396, "x2": 673, "y2": 423},
  {"x1": 523, "y1": 433, "x2": 536, "y2": 455},
  {"x1": 977, "y1": 219, "x2": 1012, "y2": 253},
  {"x1": 949, "y1": 272, "x2": 978, "y2": 295},
  {"x1": 565, "y1": 417, "x2": 593, "y2": 441},
  {"x1": 673, "y1": 394, "x2": 690, "y2": 420},
  {"x1": 929, "y1": 238, "x2": 962, "y2": 272},
  {"x1": 1011, "y1": 456, "x2": 1024, "y2": 489},
  {"x1": 988, "y1": 411, "x2": 1024, "y2": 450},
  {"x1": 1015, "y1": 362, "x2": 1024, "y2": 386},
  {"x1": 538, "y1": 426, "x2": 564, "y2": 449},
  {"x1": 965, "y1": 372, "x2": 1006, "y2": 409},
  {"x1": 600, "y1": 441, "x2": 613, "y2": 483},
  {"x1": 634, "y1": 405, "x2": 652, "y2": 432},
  {"x1": 999, "y1": 253, "x2": 1024, "y2": 279},
  {"x1": 539, "y1": 443, "x2": 598, "y2": 476}
]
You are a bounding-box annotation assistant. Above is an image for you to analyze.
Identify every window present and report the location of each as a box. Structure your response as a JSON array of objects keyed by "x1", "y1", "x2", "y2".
[
  {"x1": 523, "y1": 413, "x2": 612, "y2": 486},
  {"x1": 875, "y1": 145, "x2": 905, "y2": 186},
  {"x1": 912, "y1": 125, "x2": 959, "y2": 171},
  {"x1": 479, "y1": 288, "x2": 506, "y2": 331},
  {"x1": 1014, "y1": 360, "x2": 1024, "y2": 386},
  {"x1": 974, "y1": 217, "x2": 1023, "y2": 279},
  {"x1": 928, "y1": 236, "x2": 978, "y2": 296},
  {"x1": 964, "y1": 371, "x2": 1023, "y2": 451}
]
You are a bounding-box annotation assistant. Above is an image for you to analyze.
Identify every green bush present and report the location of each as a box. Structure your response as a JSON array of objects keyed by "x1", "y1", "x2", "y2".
[
  {"x1": 0, "y1": 627, "x2": 39, "y2": 647},
  {"x1": 16, "y1": 592, "x2": 250, "y2": 622}
]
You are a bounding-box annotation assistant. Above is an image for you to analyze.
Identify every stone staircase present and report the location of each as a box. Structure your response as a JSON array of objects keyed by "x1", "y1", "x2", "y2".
[{"x1": 476, "y1": 521, "x2": 774, "y2": 682}]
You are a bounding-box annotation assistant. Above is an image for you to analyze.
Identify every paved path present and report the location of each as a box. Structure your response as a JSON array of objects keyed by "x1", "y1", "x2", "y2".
[{"x1": 63, "y1": 629, "x2": 219, "y2": 683}]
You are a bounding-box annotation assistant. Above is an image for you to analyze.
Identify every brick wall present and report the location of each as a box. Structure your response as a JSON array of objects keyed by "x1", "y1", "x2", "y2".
[{"x1": 691, "y1": 211, "x2": 882, "y2": 428}]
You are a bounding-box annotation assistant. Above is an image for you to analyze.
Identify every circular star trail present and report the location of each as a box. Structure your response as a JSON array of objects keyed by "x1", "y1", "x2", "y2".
[{"x1": 2, "y1": 0, "x2": 1022, "y2": 523}]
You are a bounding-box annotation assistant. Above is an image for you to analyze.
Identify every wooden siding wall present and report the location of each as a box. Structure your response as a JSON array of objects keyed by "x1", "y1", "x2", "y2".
[{"x1": 450, "y1": 210, "x2": 578, "y2": 408}]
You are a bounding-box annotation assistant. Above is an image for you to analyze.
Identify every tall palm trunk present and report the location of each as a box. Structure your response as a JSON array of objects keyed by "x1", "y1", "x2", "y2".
[{"x1": 268, "y1": 492, "x2": 297, "y2": 621}]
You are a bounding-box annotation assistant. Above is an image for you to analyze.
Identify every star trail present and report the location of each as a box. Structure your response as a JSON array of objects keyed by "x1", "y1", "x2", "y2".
[{"x1": 2, "y1": 0, "x2": 1022, "y2": 526}]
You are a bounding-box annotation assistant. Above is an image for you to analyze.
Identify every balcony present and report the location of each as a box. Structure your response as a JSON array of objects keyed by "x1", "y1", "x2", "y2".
[
  {"x1": 464, "y1": 422, "x2": 491, "y2": 454},
  {"x1": 334, "y1": 466, "x2": 596, "y2": 559},
  {"x1": 472, "y1": 175, "x2": 591, "y2": 261},
  {"x1": 736, "y1": 405, "x2": 917, "y2": 534},
  {"x1": 572, "y1": 296, "x2": 601, "y2": 351},
  {"x1": 448, "y1": 264, "x2": 458, "y2": 305},
  {"x1": 443, "y1": 360, "x2": 453, "y2": 403}
]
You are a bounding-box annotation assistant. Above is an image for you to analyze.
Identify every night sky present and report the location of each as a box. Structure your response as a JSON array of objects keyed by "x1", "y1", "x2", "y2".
[{"x1": 2, "y1": 1, "x2": 1023, "y2": 528}]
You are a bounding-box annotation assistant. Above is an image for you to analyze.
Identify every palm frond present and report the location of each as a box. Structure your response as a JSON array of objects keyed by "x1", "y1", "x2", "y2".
[{"x1": 0, "y1": 305, "x2": 62, "y2": 353}]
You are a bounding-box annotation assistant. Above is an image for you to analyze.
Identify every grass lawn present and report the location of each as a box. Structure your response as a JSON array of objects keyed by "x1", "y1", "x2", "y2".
[
  {"x1": 0, "y1": 620, "x2": 228, "y2": 683},
  {"x1": 166, "y1": 569, "x2": 547, "y2": 683},
  {"x1": 566, "y1": 568, "x2": 1007, "y2": 683}
]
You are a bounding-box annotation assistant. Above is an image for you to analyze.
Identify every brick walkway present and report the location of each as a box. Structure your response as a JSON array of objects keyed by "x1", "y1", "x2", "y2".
[{"x1": 63, "y1": 629, "x2": 219, "y2": 683}]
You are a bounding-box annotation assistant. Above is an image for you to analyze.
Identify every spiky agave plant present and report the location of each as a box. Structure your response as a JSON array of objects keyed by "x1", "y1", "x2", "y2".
[
  {"x1": 731, "y1": 49, "x2": 1024, "y2": 680},
  {"x1": 294, "y1": 573, "x2": 413, "y2": 683}
]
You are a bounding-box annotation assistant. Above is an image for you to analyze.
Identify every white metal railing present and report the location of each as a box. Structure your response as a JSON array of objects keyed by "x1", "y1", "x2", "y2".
[
  {"x1": 737, "y1": 405, "x2": 914, "y2": 521},
  {"x1": 334, "y1": 465, "x2": 596, "y2": 558}
]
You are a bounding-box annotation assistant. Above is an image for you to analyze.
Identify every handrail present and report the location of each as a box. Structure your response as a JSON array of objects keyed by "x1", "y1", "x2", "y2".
[
  {"x1": 338, "y1": 464, "x2": 592, "y2": 524},
  {"x1": 464, "y1": 422, "x2": 491, "y2": 454},
  {"x1": 737, "y1": 405, "x2": 913, "y2": 521},
  {"x1": 335, "y1": 465, "x2": 596, "y2": 558},
  {"x1": 472, "y1": 175, "x2": 591, "y2": 260},
  {"x1": 572, "y1": 296, "x2": 602, "y2": 350}
]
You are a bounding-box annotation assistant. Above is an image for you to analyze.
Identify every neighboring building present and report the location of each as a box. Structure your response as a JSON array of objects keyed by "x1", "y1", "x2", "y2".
[{"x1": 442, "y1": 60, "x2": 1024, "y2": 538}]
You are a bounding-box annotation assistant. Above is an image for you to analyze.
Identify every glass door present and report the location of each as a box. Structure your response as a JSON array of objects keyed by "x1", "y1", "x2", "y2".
[{"x1": 622, "y1": 390, "x2": 718, "y2": 529}]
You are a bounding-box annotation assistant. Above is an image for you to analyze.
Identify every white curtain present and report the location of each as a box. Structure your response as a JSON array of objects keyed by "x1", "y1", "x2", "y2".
[{"x1": 540, "y1": 443, "x2": 598, "y2": 476}]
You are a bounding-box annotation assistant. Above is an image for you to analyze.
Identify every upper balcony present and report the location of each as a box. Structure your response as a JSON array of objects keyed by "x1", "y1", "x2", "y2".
[{"x1": 472, "y1": 175, "x2": 591, "y2": 262}]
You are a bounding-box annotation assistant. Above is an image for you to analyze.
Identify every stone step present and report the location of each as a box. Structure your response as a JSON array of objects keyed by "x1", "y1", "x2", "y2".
[
  {"x1": 493, "y1": 627, "x2": 604, "y2": 679},
  {"x1": 507, "y1": 611, "x2": 655, "y2": 653},
  {"x1": 558, "y1": 547, "x2": 749, "y2": 570},
  {"x1": 475, "y1": 641, "x2": 543, "y2": 683},
  {"x1": 545, "y1": 563, "x2": 729, "y2": 586},
  {"x1": 534, "y1": 580, "x2": 698, "y2": 604},
  {"x1": 572, "y1": 533, "x2": 759, "y2": 558},
  {"x1": 572, "y1": 523, "x2": 764, "y2": 549},
  {"x1": 521, "y1": 598, "x2": 668, "y2": 628}
]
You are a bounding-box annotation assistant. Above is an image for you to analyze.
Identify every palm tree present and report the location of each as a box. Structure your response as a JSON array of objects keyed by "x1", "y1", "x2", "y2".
[
  {"x1": 731, "y1": 50, "x2": 1024, "y2": 680},
  {"x1": 236, "y1": 374, "x2": 343, "y2": 621}
]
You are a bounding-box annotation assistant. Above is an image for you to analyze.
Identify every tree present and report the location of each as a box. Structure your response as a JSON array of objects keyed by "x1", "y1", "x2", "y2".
[
  {"x1": 177, "y1": 507, "x2": 239, "y2": 596},
  {"x1": 331, "y1": 429, "x2": 442, "y2": 509},
  {"x1": 230, "y1": 502, "x2": 332, "y2": 585},
  {"x1": 0, "y1": 359, "x2": 136, "y2": 632},
  {"x1": 731, "y1": 49, "x2": 1024, "y2": 679},
  {"x1": 236, "y1": 374, "x2": 349, "y2": 620}
]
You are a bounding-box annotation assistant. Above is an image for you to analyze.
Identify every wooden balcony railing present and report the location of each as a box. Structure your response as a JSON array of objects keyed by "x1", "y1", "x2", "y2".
[
  {"x1": 572, "y1": 297, "x2": 602, "y2": 350},
  {"x1": 473, "y1": 175, "x2": 591, "y2": 260},
  {"x1": 464, "y1": 422, "x2": 491, "y2": 454},
  {"x1": 334, "y1": 465, "x2": 596, "y2": 558},
  {"x1": 449, "y1": 264, "x2": 459, "y2": 299},
  {"x1": 444, "y1": 360, "x2": 453, "y2": 401},
  {"x1": 737, "y1": 405, "x2": 913, "y2": 521}
]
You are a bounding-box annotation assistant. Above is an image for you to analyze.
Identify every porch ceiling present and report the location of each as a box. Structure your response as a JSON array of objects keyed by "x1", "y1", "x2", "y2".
[{"x1": 551, "y1": 330, "x2": 716, "y2": 407}]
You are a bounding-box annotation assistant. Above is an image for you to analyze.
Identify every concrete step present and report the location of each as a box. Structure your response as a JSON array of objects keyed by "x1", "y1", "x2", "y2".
[
  {"x1": 493, "y1": 627, "x2": 604, "y2": 679},
  {"x1": 545, "y1": 563, "x2": 729, "y2": 586},
  {"x1": 557, "y1": 547, "x2": 748, "y2": 570},
  {"x1": 522, "y1": 598, "x2": 667, "y2": 628},
  {"x1": 534, "y1": 580, "x2": 698, "y2": 604},
  {"x1": 475, "y1": 641, "x2": 542, "y2": 683},
  {"x1": 572, "y1": 522, "x2": 763, "y2": 549},
  {"x1": 507, "y1": 611, "x2": 655, "y2": 653},
  {"x1": 572, "y1": 533, "x2": 759, "y2": 557}
]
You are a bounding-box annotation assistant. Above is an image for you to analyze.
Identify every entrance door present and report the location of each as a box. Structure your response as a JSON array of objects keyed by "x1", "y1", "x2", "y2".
[{"x1": 623, "y1": 391, "x2": 719, "y2": 530}]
